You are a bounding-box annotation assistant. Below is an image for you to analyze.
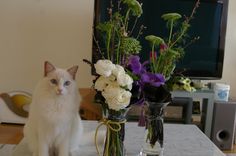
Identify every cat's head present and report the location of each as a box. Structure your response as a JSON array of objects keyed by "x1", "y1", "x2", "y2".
[{"x1": 43, "y1": 61, "x2": 78, "y2": 96}]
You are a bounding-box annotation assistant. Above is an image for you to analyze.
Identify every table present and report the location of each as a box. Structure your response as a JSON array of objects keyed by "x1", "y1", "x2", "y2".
[
  {"x1": 172, "y1": 89, "x2": 215, "y2": 138},
  {"x1": 0, "y1": 121, "x2": 225, "y2": 156}
]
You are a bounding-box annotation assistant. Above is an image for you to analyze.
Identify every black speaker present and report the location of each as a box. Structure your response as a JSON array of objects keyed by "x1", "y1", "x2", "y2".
[{"x1": 211, "y1": 102, "x2": 236, "y2": 150}]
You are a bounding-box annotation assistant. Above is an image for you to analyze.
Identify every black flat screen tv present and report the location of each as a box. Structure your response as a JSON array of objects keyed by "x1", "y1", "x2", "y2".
[{"x1": 92, "y1": 0, "x2": 229, "y2": 80}]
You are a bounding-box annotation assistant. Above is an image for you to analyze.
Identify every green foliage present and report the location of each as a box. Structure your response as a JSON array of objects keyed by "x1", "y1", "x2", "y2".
[
  {"x1": 95, "y1": 0, "x2": 143, "y2": 64},
  {"x1": 145, "y1": 11, "x2": 198, "y2": 80}
]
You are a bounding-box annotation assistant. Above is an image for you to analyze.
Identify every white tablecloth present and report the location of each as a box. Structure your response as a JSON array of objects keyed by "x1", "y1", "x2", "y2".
[{"x1": 0, "y1": 121, "x2": 225, "y2": 156}]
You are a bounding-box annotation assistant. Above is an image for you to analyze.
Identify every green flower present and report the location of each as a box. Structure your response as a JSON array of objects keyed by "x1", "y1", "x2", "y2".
[
  {"x1": 121, "y1": 37, "x2": 142, "y2": 54},
  {"x1": 122, "y1": 0, "x2": 143, "y2": 17},
  {"x1": 145, "y1": 35, "x2": 165, "y2": 47},
  {"x1": 161, "y1": 13, "x2": 182, "y2": 21}
]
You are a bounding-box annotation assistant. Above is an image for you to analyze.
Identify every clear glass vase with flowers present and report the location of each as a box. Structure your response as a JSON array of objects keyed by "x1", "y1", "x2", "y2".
[
  {"x1": 126, "y1": 1, "x2": 200, "y2": 155},
  {"x1": 93, "y1": 59, "x2": 133, "y2": 156}
]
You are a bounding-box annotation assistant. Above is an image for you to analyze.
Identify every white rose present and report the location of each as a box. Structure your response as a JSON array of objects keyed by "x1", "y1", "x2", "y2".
[
  {"x1": 94, "y1": 60, "x2": 115, "y2": 77},
  {"x1": 127, "y1": 83, "x2": 133, "y2": 91},
  {"x1": 95, "y1": 75, "x2": 118, "y2": 91},
  {"x1": 117, "y1": 72, "x2": 133, "y2": 90},
  {"x1": 101, "y1": 83, "x2": 118, "y2": 99},
  {"x1": 94, "y1": 76, "x2": 108, "y2": 91},
  {"x1": 112, "y1": 65, "x2": 125, "y2": 77},
  {"x1": 102, "y1": 86, "x2": 131, "y2": 111},
  {"x1": 107, "y1": 75, "x2": 116, "y2": 82}
]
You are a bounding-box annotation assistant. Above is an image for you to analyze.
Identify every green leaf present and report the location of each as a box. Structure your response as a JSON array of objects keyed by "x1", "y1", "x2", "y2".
[
  {"x1": 96, "y1": 22, "x2": 114, "y2": 37},
  {"x1": 96, "y1": 22, "x2": 112, "y2": 32}
]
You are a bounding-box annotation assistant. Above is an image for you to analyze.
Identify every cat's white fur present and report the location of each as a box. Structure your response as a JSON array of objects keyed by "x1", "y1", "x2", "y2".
[{"x1": 24, "y1": 61, "x2": 82, "y2": 156}]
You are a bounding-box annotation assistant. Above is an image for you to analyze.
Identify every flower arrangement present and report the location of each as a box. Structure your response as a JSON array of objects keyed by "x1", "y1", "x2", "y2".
[
  {"x1": 86, "y1": 0, "x2": 200, "y2": 155},
  {"x1": 93, "y1": 59, "x2": 134, "y2": 156},
  {"x1": 125, "y1": 0, "x2": 200, "y2": 153},
  {"x1": 89, "y1": 1, "x2": 144, "y2": 155}
]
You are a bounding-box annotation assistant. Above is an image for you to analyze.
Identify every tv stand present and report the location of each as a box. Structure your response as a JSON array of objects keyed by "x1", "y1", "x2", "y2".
[{"x1": 171, "y1": 89, "x2": 214, "y2": 138}]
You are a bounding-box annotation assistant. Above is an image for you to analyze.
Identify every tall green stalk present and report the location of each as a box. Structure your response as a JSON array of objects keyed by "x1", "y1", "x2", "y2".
[
  {"x1": 168, "y1": 20, "x2": 174, "y2": 46},
  {"x1": 169, "y1": 23, "x2": 188, "y2": 49},
  {"x1": 151, "y1": 44, "x2": 156, "y2": 73},
  {"x1": 124, "y1": 9, "x2": 131, "y2": 32},
  {"x1": 116, "y1": 39, "x2": 121, "y2": 64},
  {"x1": 106, "y1": 28, "x2": 112, "y2": 60}
]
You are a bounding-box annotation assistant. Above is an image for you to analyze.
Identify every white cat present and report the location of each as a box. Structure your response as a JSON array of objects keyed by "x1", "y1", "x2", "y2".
[{"x1": 24, "y1": 61, "x2": 82, "y2": 156}]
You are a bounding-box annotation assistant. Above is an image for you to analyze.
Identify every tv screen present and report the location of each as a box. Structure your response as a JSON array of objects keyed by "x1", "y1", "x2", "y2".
[{"x1": 92, "y1": 0, "x2": 229, "y2": 80}]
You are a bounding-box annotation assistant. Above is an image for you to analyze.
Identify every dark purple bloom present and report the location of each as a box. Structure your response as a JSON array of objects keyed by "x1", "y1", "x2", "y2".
[
  {"x1": 128, "y1": 55, "x2": 142, "y2": 75},
  {"x1": 141, "y1": 73, "x2": 165, "y2": 87}
]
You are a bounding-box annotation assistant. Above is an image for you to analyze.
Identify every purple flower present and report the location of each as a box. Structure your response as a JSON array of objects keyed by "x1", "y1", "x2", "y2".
[
  {"x1": 141, "y1": 73, "x2": 165, "y2": 87},
  {"x1": 128, "y1": 55, "x2": 142, "y2": 75}
]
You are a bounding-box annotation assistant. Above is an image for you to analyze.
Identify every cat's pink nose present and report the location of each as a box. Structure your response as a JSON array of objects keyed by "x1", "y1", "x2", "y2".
[{"x1": 57, "y1": 89, "x2": 63, "y2": 95}]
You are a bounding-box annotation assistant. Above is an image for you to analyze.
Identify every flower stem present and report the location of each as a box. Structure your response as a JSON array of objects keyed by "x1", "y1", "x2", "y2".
[
  {"x1": 106, "y1": 29, "x2": 112, "y2": 60},
  {"x1": 168, "y1": 20, "x2": 174, "y2": 47},
  {"x1": 169, "y1": 26, "x2": 187, "y2": 49},
  {"x1": 116, "y1": 39, "x2": 121, "y2": 64},
  {"x1": 93, "y1": 35, "x2": 104, "y2": 59},
  {"x1": 124, "y1": 9, "x2": 131, "y2": 32},
  {"x1": 151, "y1": 44, "x2": 156, "y2": 73}
]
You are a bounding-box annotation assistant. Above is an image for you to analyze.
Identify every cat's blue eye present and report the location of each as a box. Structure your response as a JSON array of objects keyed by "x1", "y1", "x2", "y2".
[
  {"x1": 50, "y1": 79, "x2": 58, "y2": 85},
  {"x1": 64, "y1": 81, "x2": 71, "y2": 86}
]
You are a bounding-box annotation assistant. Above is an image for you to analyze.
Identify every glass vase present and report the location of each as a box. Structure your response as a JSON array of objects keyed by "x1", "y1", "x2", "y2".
[
  {"x1": 140, "y1": 101, "x2": 169, "y2": 156},
  {"x1": 102, "y1": 109, "x2": 128, "y2": 156}
]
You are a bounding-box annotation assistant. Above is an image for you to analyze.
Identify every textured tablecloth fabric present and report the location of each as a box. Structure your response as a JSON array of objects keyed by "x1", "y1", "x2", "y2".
[{"x1": 0, "y1": 121, "x2": 225, "y2": 156}]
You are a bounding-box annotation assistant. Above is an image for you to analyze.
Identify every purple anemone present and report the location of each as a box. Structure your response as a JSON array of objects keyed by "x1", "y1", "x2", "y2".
[
  {"x1": 141, "y1": 72, "x2": 165, "y2": 87},
  {"x1": 128, "y1": 55, "x2": 143, "y2": 75}
]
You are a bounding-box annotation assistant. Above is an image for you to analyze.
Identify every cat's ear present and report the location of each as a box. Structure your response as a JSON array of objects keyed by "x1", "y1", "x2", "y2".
[
  {"x1": 44, "y1": 61, "x2": 56, "y2": 77},
  {"x1": 67, "y1": 65, "x2": 78, "y2": 80}
]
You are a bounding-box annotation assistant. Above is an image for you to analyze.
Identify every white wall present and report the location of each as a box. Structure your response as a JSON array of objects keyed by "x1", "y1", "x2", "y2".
[
  {"x1": 0, "y1": 0, "x2": 94, "y2": 93},
  {"x1": 0, "y1": 0, "x2": 236, "y2": 100}
]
